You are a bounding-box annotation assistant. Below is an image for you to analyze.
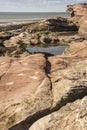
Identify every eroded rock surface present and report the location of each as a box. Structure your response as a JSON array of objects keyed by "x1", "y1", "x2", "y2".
[
  {"x1": 21, "y1": 17, "x2": 78, "y2": 46},
  {"x1": 28, "y1": 40, "x2": 87, "y2": 130},
  {"x1": 23, "y1": 17, "x2": 77, "y2": 33},
  {"x1": 29, "y1": 96, "x2": 87, "y2": 130},
  {"x1": 2, "y1": 17, "x2": 80, "y2": 49},
  {"x1": 0, "y1": 3, "x2": 87, "y2": 130},
  {"x1": 79, "y1": 19, "x2": 87, "y2": 34},
  {"x1": 67, "y1": 3, "x2": 87, "y2": 17},
  {"x1": 67, "y1": 3, "x2": 87, "y2": 34},
  {"x1": 0, "y1": 40, "x2": 87, "y2": 130},
  {"x1": 0, "y1": 54, "x2": 52, "y2": 130}
]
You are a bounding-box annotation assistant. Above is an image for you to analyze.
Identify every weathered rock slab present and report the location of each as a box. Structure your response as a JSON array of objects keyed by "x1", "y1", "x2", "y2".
[
  {"x1": 0, "y1": 54, "x2": 52, "y2": 130},
  {"x1": 29, "y1": 96, "x2": 87, "y2": 130}
]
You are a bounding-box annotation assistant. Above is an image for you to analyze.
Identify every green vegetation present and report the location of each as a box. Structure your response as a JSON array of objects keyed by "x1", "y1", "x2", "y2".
[{"x1": 7, "y1": 113, "x2": 16, "y2": 127}]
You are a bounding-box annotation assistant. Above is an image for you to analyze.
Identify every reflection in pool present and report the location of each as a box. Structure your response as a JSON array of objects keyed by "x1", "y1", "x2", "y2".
[{"x1": 26, "y1": 45, "x2": 68, "y2": 56}]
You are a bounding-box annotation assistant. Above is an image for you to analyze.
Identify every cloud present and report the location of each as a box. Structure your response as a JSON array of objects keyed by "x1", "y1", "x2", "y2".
[{"x1": 0, "y1": 0, "x2": 86, "y2": 12}]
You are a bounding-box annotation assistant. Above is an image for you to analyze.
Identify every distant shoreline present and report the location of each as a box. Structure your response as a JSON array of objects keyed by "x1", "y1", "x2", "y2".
[
  {"x1": 0, "y1": 18, "x2": 42, "y2": 25},
  {"x1": 0, "y1": 12, "x2": 69, "y2": 21},
  {"x1": 0, "y1": 18, "x2": 43, "y2": 31},
  {"x1": 0, "y1": 12, "x2": 70, "y2": 31}
]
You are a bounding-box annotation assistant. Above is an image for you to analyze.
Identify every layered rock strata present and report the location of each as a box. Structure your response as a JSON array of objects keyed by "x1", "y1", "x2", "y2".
[{"x1": 67, "y1": 3, "x2": 87, "y2": 34}]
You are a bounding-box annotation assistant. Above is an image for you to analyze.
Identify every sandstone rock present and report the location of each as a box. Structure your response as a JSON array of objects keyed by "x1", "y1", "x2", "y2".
[
  {"x1": 4, "y1": 31, "x2": 62, "y2": 47},
  {"x1": 0, "y1": 43, "x2": 6, "y2": 56},
  {"x1": 64, "y1": 40, "x2": 87, "y2": 57},
  {"x1": 0, "y1": 31, "x2": 12, "y2": 40},
  {"x1": 5, "y1": 30, "x2": 83, "y2": 47},
  {"x1": 23, "y1": 17, "x2": 77, "y2": 33},
  {"x1": 4, "y1": 32, "x2": 39, "y2": 47},
  {"x1": 0, "y1": 3, "x2": 87, "y2": 130},
  {"x1": 21, "y1": 17, "x2": 79, "y2": 46},
  {"x1": 0, "y1": 32, "x2": 12, "y2": 56},
  {"x1": 79, "y1": 16, "x2": 87, "y2": 25},
  {"x1": 4, "y1": 34, "x2": 28, "y2": 47},
  {"x1": 2, "y1": 17, "x2": 79, "y2": 48},
  {"x1": 67, "y1": 3, "x2": 87, "y2": 35},
  {"x1": 0, "y1": 40, "x2": 87, "y2": 130},
  {"x1": 6, "y1": 46, "x2": 29, "y2": 57},
  {"x1": 0, "y1": 31, "x2": 30, "y2": 57},
  {"x1": 67, "y1": 3, "x2": 87, "y2": 17},
  {"x1": 29, "y1": 96, "x2": 87, "y2": 130},
  {"x1": 29, "y1": 40, "x2": 87, "y2": 130},
  {"x1": 50, "y1": 58, "x2": 87, "y2": 108},
  {"x1": 0, "y1": 39, "x2": 87, "y2": 130},
  {"x1": 79, "y1": 19, "x2": 87, "y2": 34},
  {"x1": 0, "y1": 54, "x2": 52, "y2": 130}
]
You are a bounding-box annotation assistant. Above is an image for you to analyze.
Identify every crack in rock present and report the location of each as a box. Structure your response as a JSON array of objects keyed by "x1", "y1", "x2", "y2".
[{"x1": 0, "y1": 59, "x2": 12, "y2": 80}]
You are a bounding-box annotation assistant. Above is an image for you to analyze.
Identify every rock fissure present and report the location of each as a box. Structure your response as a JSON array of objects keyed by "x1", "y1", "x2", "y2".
[
  {"x1": 52, "y1": 86, "x2": 87, "y2": 111},
  {"x1": 0, "y1": 59, "x2": 12, "y2": 80},
  {"x1": 44, "y1": 55, "x2": 54, "y2": 109},
  {"x1": 8, "y1": 85, "x2": 87, "y2": 130},
  {"x1": 0, "y1": 2, "x2": 87, "y2": 130},
  {"x1": 7, "y1": 56, "x2": 87, "y2": 130}
]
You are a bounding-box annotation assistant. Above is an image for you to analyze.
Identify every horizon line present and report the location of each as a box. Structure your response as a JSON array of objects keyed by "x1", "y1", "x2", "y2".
[{"x1": 0, "y1": 11, "x2": 66, "y2": 13}]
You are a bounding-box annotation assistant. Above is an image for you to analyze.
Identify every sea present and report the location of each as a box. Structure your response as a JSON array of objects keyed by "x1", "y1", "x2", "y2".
[{"x1": 0, "y1": 12, "x2": 69, "y2": 20}]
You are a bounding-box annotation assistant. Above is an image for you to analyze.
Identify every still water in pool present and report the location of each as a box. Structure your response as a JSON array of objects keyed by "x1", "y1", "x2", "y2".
[{"x1": 26, "y1": 45, "x2": 68, "y2": 56}]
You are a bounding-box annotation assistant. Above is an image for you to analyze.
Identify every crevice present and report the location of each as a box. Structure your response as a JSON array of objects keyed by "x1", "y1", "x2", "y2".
[
  {"x1": 0, "y1": 59, "x2": 12, "y2": 80},
  {"x1": 8, "y1": 56, "x2": 87, "y2": 130},
  {"x1": 52, "y1": 86, "x2": 87, "y2": 111},
  {"x1": 44, "y1": 54, "x2": 52, "y2": 89},
  {"x1": 44, "y1": 54, "x2": 54, "y2": 108},
  {"x1": 8, "y1": 86, "x2": 87, "y2": 130},
  {"x1": 8, "y1": 108, "x2": 52, "y2": 130}
]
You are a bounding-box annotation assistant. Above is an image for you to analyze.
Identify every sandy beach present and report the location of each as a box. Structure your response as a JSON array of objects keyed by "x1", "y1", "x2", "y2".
[
  {"x1": 0, "y1": 18, "x2": 42, "y2": 26},
  {"x1": 0, "y1": 18, "x2": 43, "y2": 24},
  {"x1": 0, "y1": 18, "x2": 43, "y2": 32}
]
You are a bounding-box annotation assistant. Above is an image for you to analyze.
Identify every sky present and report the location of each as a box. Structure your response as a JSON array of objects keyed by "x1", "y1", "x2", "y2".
[{"x1": 0, "y1": 0, "x2": 87, "y2": 12}]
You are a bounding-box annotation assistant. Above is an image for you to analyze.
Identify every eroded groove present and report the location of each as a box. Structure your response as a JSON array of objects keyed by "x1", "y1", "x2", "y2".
[
  {"x1": 8, "y1": 108, "x2": 52, "y2": 130},
  {"x1": 0, "y1": 59, "x2": 12, "y2": 80},
  {"x1": 52, "y1": 86, "x2": 87, "y2": 111},
  {"x1": 8, "y1": 56, "x2": 87, "y2": 130},
  {"x1": 8, "y1": 87, "x2": 87, "y2": 130}
]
